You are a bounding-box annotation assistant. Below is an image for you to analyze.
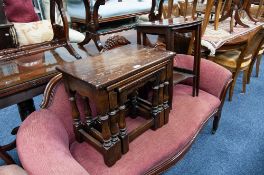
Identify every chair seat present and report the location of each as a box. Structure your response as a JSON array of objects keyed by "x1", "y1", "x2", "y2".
[
  {"x1": 70, "y1": 84, "x2": 220, "y2": 175},
  {"x1": 209, "y1": 50, "x2": 252, "y2": 69},
  {"x1": 67, "y1": 0, "x2": 152, "y2": 20}
]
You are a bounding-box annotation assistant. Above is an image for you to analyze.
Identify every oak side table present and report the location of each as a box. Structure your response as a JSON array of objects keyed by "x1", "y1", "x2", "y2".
[{"x1": 56, "y1": 44, "x2": 175, "y2": 166}]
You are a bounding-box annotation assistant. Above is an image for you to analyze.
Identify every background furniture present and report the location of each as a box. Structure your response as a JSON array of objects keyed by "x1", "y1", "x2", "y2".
[
  {"x1": 201, "y1": 17, "x2": 263, "y2": 55},
  {"x1": 40, "y1": 0, "x2": 85, "y2": 43},
  {"x1": 0, "y1": 0, "x2": 16, "y2": 50},
  {"x1": 137, "y1": 17, "x2": 202, "y2": 96},
  {"x1": 17, "y1": 57, "x2": 232, "y2": 175},
  {"x1": 219, "y1": 0, "x2": 258, "y2": 28},
  {"x1": 208, "y1": 28, "x2": 264, "y2": 101},
  {"x1": 0, "y1": 45, "x2": 87, "y2": 164},
  {"x1": 1, "y1": 0, "x2": 80, "y2": 62},
  {"x1": 247, "y1": 31, "x2": 264, "y2": 82},
  {"x1": 0, "y1": 0, "x2": 83, "y2": 164},
  {"x1": 67, "y1": 0, "x2": 164, "y2": 51}
]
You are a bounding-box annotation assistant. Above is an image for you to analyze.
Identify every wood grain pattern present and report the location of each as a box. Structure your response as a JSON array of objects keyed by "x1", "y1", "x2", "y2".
[{"x1": 57, "y1": 45, "x2": 175, "y2": 90}]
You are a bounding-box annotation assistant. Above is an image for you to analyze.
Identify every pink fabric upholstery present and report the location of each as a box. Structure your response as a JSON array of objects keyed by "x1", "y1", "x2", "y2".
[
  {"x1": 17, "y1": 84, "x2": 220, "y2": 175},
  {"x1": 17, "y1": 110, "x2": 89, "y2": 175},
  {"x1": 174, "y1": 54, "x2": 232, "y2": 98},
  {"x1": 46, "y1": 82, "x2": 97, "y2": 144},
  {"x1": 4, "y1": 0, "x2": 39, "y2": 22}
]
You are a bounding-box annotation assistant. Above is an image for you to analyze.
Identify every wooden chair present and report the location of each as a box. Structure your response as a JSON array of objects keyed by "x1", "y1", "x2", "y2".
[
  {"x1": 67, "y1": 0, "x2": 164, "y2": 51},
  {"x1": 247, "y1": 39, "x2": 264, "y2": 82},
  {"x1": 220, "y1": 0, "x2": 259, "y2": 28},
  {"x1": 0, "y1": 0, "x2": 81, "y2": 62},
  {"x1": 208, "y1": 28, "x2": 264, "y2": 101},
  {"x1": 162, "y1": 1, "x2": 180, "y2": 19},
  {"x1": 256, "y1": 0, "x2": 264, "y2": 18}
]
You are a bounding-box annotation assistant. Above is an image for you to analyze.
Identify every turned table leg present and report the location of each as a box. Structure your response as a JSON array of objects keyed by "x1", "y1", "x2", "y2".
[
  {"x1": 68, "y1": 91, "x2": 83, "y2": 143},
  {"x1": 152, "y1": 84, "x2": 160, "y2": 130},
  {"x1": 108, "y1": 91, "x2": 122, "y2": 160},
  {"x1": 118, "y1": 92, "x2": 129, "y2": 154},
  {"x1": 94, "y1": 92, "x2": 117, "y2": 167}
]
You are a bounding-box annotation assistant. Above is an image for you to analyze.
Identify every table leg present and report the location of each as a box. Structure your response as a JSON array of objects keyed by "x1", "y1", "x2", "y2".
[
  {"x1": 158, "y1": 70, "x2": 166, "y2": 127},
  {"x1": 68, "y1": 91, "x2": 83, "y2": 143},
  {"x1": 195, "y1": 24, "x2": 202, "y2": 96},
  {"x1": 152, "y1": 73, "x2": 161, "y2": 129},
  {"x1": 118, "y1": 92, "x2": 129, "y2": 154},
  {"x1": 17, "y1": 98, "x2": 35, "y2": 121},
  {"x1": 143, "y1": 33, "x2": 147, "y2": 46},
  {"x1": 165, "y1": 31, "x2": 170, "y2": 51},
  {"x1": 137, "y1": 31, "x2": 142, "y2": 45},
  {"x1": 108, "y1": 91, "x2": 122, "y2": 160},
  {"x1": 96, "y1": 95, "x2": 117, "y2": 166}
]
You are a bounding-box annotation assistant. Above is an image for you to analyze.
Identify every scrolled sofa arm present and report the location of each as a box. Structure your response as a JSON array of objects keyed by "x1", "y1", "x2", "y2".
[
  {"x1": 17, "y1": 110, "x2": 89, "y2": 175},
  {"x1": 174, "y1": 54, "x2": 232, "y2": 98}
]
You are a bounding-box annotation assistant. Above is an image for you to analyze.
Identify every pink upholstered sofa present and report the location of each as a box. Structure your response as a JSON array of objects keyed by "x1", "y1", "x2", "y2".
[{"x1": 17, "y1": 55, "x2": 232, "y2": 175}]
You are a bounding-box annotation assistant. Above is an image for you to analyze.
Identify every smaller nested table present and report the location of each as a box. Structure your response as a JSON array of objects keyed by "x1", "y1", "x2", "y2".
[
  {"x1": 136, "y1": 17, "x2": 203, "y2": 96},
  {"x1": 56, "y1": 45, "x2": 175, "y2": 167}
]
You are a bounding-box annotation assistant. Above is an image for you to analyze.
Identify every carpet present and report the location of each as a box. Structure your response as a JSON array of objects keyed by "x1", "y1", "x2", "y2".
[{"x1": 1, "y1": 57, "x2": 264, "y2": 175}]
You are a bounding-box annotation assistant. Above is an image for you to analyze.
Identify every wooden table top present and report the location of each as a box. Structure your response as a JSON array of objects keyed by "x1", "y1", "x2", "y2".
[
  {"x1": 136, "y1": 17, "x2": 203, "y2": 28},
  {"x1": 202, "y1": 19, "x2": 263, "y2": 54},
  {"x1": 0, "y1": 44, "x2": 91, "y2": 97},
  {"x1": 57, "y1": 44, "x2": 175, "y2": 90}
]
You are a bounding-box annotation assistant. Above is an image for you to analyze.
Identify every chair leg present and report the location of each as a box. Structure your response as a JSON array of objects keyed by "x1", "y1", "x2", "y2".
[
  {"x1": 247, "y1": 58, "x2": 256, "y2": 84},
  {"x1": 0, "y1": 148, "x2": 15, "y2": 165},
  {"x1": 256, "y1": 54, "x2": 262, "y2": 77},
  {"x1": 212, "y1": 111, "x2": 222, "y2": 134},
  {"x1": 242, "y1": 69, "x2": 248, "y2": 93},
  {"x1": 229, "y1": 72, "x2": 239, "y2": 101}
]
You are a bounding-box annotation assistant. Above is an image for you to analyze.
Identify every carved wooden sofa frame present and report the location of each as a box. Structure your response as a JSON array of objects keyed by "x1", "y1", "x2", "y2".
[
  {"x1": 0, "y1": 0, "x2": 81, "y2": 62},
  {"x1": 70, "y1": 0, "x2": 165, "y2": 51},
  {"x1": 16, "y1": 56, "x2": 233, "y2": 174}
]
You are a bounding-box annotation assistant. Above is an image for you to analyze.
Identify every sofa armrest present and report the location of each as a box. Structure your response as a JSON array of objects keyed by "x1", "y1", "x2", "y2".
[
  {"x1": 174, "y1": 54, "x2": 232, "y2": 98},
  {"x1": 17, "y1": 110, "x2": 89, "y2": 175}
]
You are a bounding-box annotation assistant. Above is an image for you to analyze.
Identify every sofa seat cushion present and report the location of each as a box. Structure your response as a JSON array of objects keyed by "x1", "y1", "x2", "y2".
[
  {"x1": 70, "y1": 84, "x2": 220, "y2": 175},
  {"x1": 67, "y1": 0, "x2": 152, "y2": 20}
]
